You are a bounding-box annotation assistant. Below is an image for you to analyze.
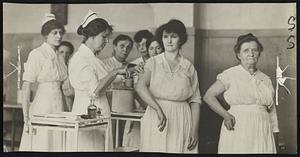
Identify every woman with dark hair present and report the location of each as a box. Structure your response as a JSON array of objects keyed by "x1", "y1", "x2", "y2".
[
  {"x1": 20, "y1": 13, "x2": 68, "y2": 151},
  {"x1": 131, "y1": 30, "x2": 154, "y2": 64},
  {"x1": 67, "y1": 10, "x2": 128, "y2": 151},
  {"x1": 136, "y1": 19, "x2": 201, "y2": 153},
  {"x1": 58, "y1": 41, "x2": 74, "y2": 66},
  {"x1": 146, "y1": 37, "x2": 164, "y2": 57},
  {"x1": 203, "y1": 33, "x2": 279, "y2": 153},
  {"x1": 121, "y1": 36, "x2": 164, "y2": 150},
  {"x1": 58, "y1": 41, "x2": 75, "y2": 111}
]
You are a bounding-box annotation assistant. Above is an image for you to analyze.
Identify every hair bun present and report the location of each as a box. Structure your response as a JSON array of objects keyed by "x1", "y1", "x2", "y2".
[
  {"x1": 77, "y1": 25, "x2": 84, "y2": 35},
  {"x1": 237, "y1": 33, "x2": 256, "y2": 44}
]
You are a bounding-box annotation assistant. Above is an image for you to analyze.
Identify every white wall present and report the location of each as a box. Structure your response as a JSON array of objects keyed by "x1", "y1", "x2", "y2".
[
  {"x1": 4, "y1": 3, "x2": 296, "y2": 33},
  {"x1": 151, "y1": 3, "x2": 194, "y2": 28},
  {"x1": 195, "y1": 3, "x2": 296, "y2": 29},
  {"x1": 66, "y1": 4, "x2": 154, "y2": 32},
  {"x1": 3, "y1": 3, "x2": 195, "y2": 34},
  {"x1": 3, "y1": 3, "x2": 156, "y2": 33},
  {"x1": 3, "y1": 3, "x2": 155, "y2": 33},
  {"x1": 67, "y1": 3, "x2": 195, "y2": 32},
  {"x1": 3, "y1": 3, "x2": 50, "y2": 33}
]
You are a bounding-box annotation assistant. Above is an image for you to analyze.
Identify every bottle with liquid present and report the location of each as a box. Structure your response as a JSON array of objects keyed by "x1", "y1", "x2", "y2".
[
  {"x1": 124, "y1": 77, "x2": 133, "y2": 88},
  {"x1": 123, "y1": 63, "x2": 136, "y2": 88},
  {"x1": 87, "y1": 97, "x2": 97, "y2": 119}
]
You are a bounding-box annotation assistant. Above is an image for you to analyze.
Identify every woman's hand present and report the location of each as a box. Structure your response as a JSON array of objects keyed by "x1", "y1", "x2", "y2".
[
  {"x1": 23, "y1": 114, "x2": 30, "y2": 133},
  {"x1": 274, "y1": 132, "x2": 279, "y2": 151},
  {"x1": 134, "y1": 62, "x2": 145, "y2": 74},
  {"x1": 114, "y1": 67, "x2": 129, "y2": 78},
  {"x1": 62, "y1": 80, "x2": 74, "y2": 96},
  {"x1": 156, "y1": 108, "x2": 167, "y2": 132},
  {"x1": 116, "y1": 67, "x2": 127, "y2": 75},
  {"x1": 224, "y1": 113, "x2": 236, "y2": 131},
  {"x1": 187, "y1": 129, "x2": 199, "y2": 151}
]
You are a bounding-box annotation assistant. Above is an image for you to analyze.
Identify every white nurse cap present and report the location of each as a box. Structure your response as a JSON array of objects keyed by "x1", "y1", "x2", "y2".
[
  {"x1": 42, "y1": 13, "x2": 56, "y2": 25},
  {"x1": 81, "y1": 10, "x2": 98, "y2": 28}
]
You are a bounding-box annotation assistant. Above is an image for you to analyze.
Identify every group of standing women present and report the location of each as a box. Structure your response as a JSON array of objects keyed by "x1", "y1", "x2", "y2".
[{"x1": 19, "y1": 10, "x2": 279, "y2": 154}]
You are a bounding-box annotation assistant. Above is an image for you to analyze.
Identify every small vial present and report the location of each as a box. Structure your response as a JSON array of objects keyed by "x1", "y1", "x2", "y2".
[{"x1": 87, "y1": 97, "x2": 97, "y2": 119}]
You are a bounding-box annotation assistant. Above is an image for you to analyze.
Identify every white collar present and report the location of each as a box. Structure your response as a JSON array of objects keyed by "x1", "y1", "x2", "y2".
[
  {"x1": 112, "y1": 56, "x2": 128, "y2": 65},
  {"x1": 78, "y1": 44, "x2": 96, "y2": 57},
  {"x1": 155, "y1": 53, "x2": 188, "y2": 73},
  {"x1": 41, "y1": 42, "x2": 57, "y2": 57},
  {"x1": 238, "y1": 64, "x2": 261, "y2": 77}
]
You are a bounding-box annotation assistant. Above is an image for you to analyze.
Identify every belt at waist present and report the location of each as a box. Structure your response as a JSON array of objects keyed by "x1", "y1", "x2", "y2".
[
  {"x1": 37, "y1": 81, "x2": 61, "y2": 90},
  {"x1": 156, "y1": 99, "x2": 187, "y2": 104},
  {"x1": 74, "y1": 90, "x2": 89, "y2": 96},
  {"x1": 74, "y1": 90, "x2": 106, "y2": 98},
  {"x1": 229, "y1": 104, "x2": 267, "y2": 112}
]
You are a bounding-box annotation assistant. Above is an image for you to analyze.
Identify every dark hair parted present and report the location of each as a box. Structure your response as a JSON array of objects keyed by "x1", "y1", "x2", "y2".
[
  {"x1": 77, "y1": 18, "x2": 113, "y2": 43},
  {"x1": 113, "y1": 34, "x2": 133, "y2": 47},
  {"x1": 133, "y1": 30, "x2": 153, "y2": 43},
  {"x1": 155, "y1": 19, "x2": 187, "y2": 49},
  {"x1": 41, "y1": 20, "x2": 65, "y2": 36},
  {"x1": 146, "y1": 37, "x2": 165, "y2": 52},
  {"x1": 233, "y1": 33, "x2": 264, "y2": 61},
  {"x1": 59, "y1": 41, "x2": 75, "y2": 55}
]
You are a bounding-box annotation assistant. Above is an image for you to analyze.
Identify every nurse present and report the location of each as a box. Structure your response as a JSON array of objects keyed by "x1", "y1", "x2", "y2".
[
  {"x1": 20, "y1": 13, "x2": 68, "y2": 151},
  {"x1": 68, "y1": 10, "x2": 127, "y2": 151}
]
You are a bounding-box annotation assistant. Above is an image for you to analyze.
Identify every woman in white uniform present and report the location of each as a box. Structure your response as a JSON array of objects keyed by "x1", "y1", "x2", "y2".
[
  {"x1": 67, "y1": 10, "x2": 128, "y2": 151},
  {"x1": 203, "y1": 33, "x2": 279, "y2": 153},
  {"x1": 136, "y1": 19, "x2": 202, "y2": 153},
  {"x1": 20, "y1": 13, "x2": 68, "y2": 151}
]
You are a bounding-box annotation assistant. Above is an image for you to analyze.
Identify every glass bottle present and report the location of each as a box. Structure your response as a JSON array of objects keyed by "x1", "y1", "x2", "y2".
[{"x1": 87, "y1": 96, "x2": 97, "y2": 119}]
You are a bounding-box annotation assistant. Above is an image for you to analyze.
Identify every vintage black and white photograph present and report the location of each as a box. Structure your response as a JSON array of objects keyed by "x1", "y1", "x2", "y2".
[{"x1": 2, "y1": 2, "x2": 297, "y2": 154}]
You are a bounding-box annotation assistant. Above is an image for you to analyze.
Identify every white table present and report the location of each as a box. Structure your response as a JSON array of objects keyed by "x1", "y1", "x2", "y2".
[
  {"x1": 111, "y1": 111, "x2": 144, "y2": 151},
  {"x1": 29, "y1": 114, "x2": 110, "y2": 152}
]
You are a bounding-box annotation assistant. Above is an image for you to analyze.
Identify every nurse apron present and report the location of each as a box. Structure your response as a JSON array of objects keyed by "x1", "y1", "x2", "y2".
[
  {"x1": 67, "y1": 44, "x2": 113, "y2": 151},
  {"x1": 19, "y1": 42, "x2": 67, "y2": 151}
]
